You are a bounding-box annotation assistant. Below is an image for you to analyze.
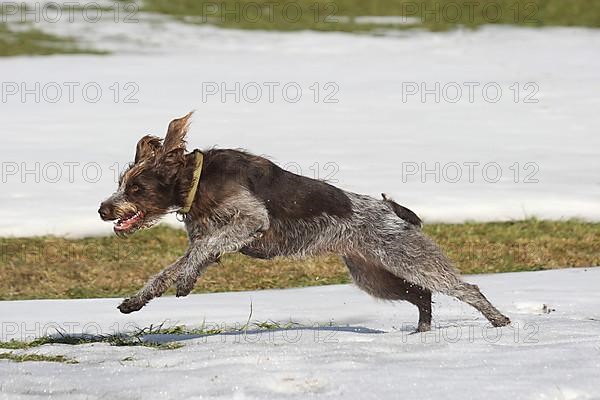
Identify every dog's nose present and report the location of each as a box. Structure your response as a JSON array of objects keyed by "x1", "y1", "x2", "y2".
[{"x1": 98, "y1": 203, "x2": 112, "y2": 220}]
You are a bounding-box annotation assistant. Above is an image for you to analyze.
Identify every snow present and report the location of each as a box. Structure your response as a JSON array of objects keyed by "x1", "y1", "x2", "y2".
[
  {"x1": 1, "y1": 11, "x2": 600, "y2": 236},
  {"x1": 1, "y1": 267, "x2": 599, "y2": 399}
]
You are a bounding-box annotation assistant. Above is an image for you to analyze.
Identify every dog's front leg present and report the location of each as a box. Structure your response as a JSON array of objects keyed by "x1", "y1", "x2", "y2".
[
  {"x1": 175, "y1": 254, "x2": 218, "y2": 297},
  {"x1": 117, "y1": 228, "x2": 248, "y2": 314},
  {"x1": 175, "y1": 190, "x2": 270, "y2": 296},
  {"x1": 119, "y1": 217, "x2": 267, "y2": 313},
  {"x1": 118, "y1": 255, "x2": 189, "y2": 314},
  {"x1": 174, "y1": 221, "x2": 265, "y2": 297},
  {"x1": 119, "y1": 189, "x2": 269, "y2": 313}
]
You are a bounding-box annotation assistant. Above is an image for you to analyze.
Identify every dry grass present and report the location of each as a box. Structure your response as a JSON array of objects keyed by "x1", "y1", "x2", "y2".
[{"x1": 0, "y1": 219, "x2": 599, "y2": 300}]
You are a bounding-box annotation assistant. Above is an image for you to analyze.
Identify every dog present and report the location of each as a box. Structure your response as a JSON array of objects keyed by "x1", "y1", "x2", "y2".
[{"x1": 99, "y1": 112, "x2": 510, "y2": 332}]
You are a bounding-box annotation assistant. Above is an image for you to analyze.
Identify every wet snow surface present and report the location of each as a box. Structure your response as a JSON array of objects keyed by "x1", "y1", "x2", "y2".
[
  {"x1": 1, "y1": 267, "x2": 599, "y2": 399},
  {"x1": 1, "y1": 14, "x2": 600, "y2": 236}
]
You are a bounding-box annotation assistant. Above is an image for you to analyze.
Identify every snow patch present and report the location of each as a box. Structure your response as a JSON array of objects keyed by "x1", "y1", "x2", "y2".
[
  {"x1": 1, "y1": 23, "x2": 600, "y2": 236},
  {"x1": 0, "y1": 268, "x2": 599, "y2": 398}
]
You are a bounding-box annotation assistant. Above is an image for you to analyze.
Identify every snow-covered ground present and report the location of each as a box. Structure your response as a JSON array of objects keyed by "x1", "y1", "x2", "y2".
[
  {"x1": 1, "y1": 9, "x2": 600, "y2": 236},
  {"x1": 1, "y1": 267, "x2": 599, "y2": 399}
]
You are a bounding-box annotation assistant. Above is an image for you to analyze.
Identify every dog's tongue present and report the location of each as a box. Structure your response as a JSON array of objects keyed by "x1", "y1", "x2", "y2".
[{"x1": 114, "y1": 212, "x2": 143, "y2": 232}]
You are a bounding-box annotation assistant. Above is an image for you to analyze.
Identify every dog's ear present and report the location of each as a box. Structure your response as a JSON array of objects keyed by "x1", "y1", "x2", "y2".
[
  {"x1": 155, "y1": 149, "x2": 185, "y2": 182},
  {"x1": 135, "y1": 135, "x2": 162, "y2": 164},
  {"x1": 162, "y1": 111, "x2": 194, "y2": 155},
  {"x1": 154, "y1": 111, "x2": 193, "y2": 181}
]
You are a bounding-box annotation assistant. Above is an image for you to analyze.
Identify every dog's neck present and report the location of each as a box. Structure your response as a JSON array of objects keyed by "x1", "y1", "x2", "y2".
[{"x1": 179, "y1": 150, "x2": 204, "y2": 214}]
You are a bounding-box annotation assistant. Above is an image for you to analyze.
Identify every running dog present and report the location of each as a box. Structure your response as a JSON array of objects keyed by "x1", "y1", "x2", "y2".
[{"x1": 98, "y1": 112, "x2": 510, "y2": 332}]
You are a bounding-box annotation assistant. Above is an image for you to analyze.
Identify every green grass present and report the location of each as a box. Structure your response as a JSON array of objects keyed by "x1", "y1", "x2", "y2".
[
  {"x1": 0, "y1": 2, "x2": 109, "y2": 57},
  {"x1": 1, "y1": 219, "x2": 599, "y2": 301},
  {"x1": 0, "y1": 352, "x2": 78, "y2": 364},
  {"x1": 0, "y1": 318, "x2": 313, "y2": 351},
  {"x1": 0, "y1": 329, "x2": 182, "y2": 350},
  {"x1": 140, "y1": 0, "x2": 600, "y2": 31},
  {"x1": 0, "y1": 332, "x2": 183, "y2": 350},
  {"x1": 1, "y1": 0, "x2": 598, "y2": 56},
  {"x1": 0, "y1": 22, "x2": 105, "y2": 57}
]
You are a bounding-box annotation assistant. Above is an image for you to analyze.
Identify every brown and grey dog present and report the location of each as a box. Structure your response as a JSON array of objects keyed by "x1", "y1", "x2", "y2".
[{"x1": 99, "y1": 112, "x2": 510, "y2": 332}]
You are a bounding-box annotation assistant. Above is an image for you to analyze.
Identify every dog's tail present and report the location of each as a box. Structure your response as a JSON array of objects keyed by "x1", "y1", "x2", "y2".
[{"x1": 381, "y1": 193, "x2": 423, "y2": 228}]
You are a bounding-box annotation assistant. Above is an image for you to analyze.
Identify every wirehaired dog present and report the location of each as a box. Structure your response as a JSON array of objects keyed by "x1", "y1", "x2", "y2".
[{"x1": 99, "y1": 112, "x2": 510, "y2": 332}]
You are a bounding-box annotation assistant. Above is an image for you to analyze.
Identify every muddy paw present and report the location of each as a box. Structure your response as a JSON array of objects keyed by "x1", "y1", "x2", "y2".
[{"x1": 118, "y1": 297, "x2": 145, "y2": 314}]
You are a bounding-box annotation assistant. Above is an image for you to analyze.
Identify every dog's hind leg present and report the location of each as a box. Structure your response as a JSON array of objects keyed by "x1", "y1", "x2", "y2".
[
  {"x1": 374, "y1": 229, "x2": 510, "y2": 327},
  {"x1": 440, "y1": 282, "x2": 511, "y2": 327},
  {"x1": 343, "y1": 254, "x2": 432, "y2": 332}
]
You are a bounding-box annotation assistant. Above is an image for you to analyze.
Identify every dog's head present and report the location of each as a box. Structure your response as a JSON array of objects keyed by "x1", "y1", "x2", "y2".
[{"x1": 98, "y1": 112, "x2": 197, "y2": 236}]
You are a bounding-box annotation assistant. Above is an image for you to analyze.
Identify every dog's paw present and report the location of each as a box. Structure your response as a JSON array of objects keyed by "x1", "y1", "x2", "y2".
[
  {"x1": 118, "y1": 297, "x2": 145, "y2": 314},
  {"x1": 175, "y1": 279, "x2": 195, "y2": 297},
  {"x1": 491, "y1": 314, "x2": 511, "y2": 327},
  {"x1": 175, "y1": 270, "x2": 198, "y2": 297}
]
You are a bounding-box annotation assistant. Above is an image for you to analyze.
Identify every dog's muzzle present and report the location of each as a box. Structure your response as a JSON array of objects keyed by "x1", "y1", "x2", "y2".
[{"x1": 98, "y1": 202, "x2": 113, "y2": 221}]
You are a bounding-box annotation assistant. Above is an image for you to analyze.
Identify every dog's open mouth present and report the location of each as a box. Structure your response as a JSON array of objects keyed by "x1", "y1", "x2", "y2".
[{"x1": 114, "y1": 211, "x2": 144, "y2": 233}]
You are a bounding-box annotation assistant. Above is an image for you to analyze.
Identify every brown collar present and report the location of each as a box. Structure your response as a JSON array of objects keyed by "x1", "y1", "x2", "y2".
[{"x1": 180, "y1": 150, "x2": 204, "y2": 214}]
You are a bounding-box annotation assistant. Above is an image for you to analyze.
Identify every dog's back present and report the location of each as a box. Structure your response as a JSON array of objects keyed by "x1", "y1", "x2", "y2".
[{"x1": 199, "y1": 149, "x2": 353, "y2": 221}]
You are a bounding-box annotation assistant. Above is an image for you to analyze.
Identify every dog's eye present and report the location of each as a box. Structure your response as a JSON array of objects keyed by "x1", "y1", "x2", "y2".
[{"x1": 129, "y1": 184, "x2": 141, "y2": 194}]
